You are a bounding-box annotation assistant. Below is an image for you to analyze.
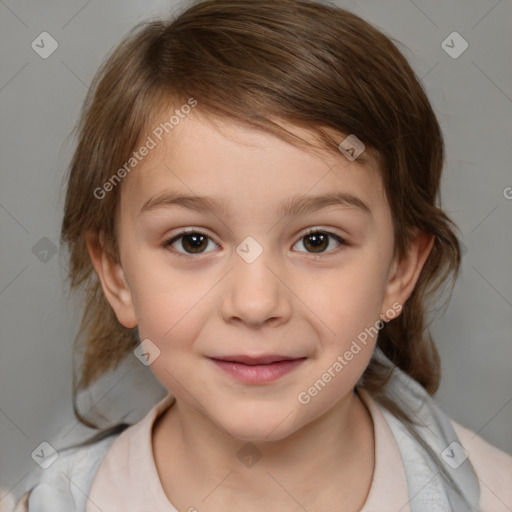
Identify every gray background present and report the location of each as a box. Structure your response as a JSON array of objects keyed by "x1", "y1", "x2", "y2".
[{"x1": 1, "y1": 0, "x2": 511, "y2": 501}]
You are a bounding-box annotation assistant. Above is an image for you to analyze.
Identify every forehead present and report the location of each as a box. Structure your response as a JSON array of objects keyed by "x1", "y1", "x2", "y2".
[{"x1": 120, "y1": 112, "x2": 389, "y2": 223}]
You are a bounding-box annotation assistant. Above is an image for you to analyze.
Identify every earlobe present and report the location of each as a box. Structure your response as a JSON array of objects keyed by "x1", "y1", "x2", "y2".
[
  {"x1": 382, "y1": 229, "x2": 435, "y2": 318},
  {"x1": 84, "y1": 231, "x2": 138, "y2": 328}
]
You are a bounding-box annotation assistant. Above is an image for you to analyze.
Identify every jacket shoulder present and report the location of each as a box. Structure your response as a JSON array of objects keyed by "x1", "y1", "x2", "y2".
[
  {"x1": 12, "y1": 435, "x2": 118, "y2": 512},
  {"x1": 452, "y1": 420, "x2": 512, "y2": 512}
]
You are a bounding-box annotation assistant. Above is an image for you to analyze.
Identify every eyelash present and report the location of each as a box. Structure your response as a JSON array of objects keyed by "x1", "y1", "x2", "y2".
[{"x1": 162, "y1": 228, "x2": 348, "y2": 259}]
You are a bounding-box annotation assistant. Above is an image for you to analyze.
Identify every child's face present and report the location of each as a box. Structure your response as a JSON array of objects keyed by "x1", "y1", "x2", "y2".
[{"x1": 91, "y1": 111, "x2": 431, "y2": 441}]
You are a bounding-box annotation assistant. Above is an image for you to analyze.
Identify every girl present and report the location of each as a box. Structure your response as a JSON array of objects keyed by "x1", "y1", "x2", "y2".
[{"x1": 4, "y1": 0, "x2": 511, "y2": 510}]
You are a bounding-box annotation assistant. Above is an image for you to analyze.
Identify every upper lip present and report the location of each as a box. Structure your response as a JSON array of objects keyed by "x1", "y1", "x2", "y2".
[{"x1": 208, "y1": 355, "x2": 305, "y2": 365}]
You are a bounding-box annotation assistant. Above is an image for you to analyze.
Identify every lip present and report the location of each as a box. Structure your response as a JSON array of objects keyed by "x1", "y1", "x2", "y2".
[{"x1": 208, "y1": 355, "x2": 307, "y2": 384}]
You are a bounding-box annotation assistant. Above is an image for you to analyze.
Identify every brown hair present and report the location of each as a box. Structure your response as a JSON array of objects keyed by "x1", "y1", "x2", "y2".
[{"x1": 60, "y1": 0, "x2": 461, "y2": 432}]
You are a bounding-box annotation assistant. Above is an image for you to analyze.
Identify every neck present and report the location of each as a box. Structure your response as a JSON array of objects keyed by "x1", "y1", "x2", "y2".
[{"x1": 153, "y1": 389, "x2": 375, "y2": 512}]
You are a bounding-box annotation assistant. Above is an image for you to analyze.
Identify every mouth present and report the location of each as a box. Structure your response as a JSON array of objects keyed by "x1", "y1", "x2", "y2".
[{"x1": 207, "y1": 355, "x2": 307, "y2": 384}]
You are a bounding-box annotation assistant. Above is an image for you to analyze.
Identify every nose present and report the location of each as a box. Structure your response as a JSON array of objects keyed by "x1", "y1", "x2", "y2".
[{"x1": 221, "y1": 249, "x2": 292, "y2": 328}]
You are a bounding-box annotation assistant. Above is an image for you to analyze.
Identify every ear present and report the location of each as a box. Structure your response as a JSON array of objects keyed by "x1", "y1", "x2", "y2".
[
  {"x1": 381, "y1": 229, "x2": 435, "y2": 320},
  {"x1": 84, "y1": 231, "x2": 138, "y2": 328}
]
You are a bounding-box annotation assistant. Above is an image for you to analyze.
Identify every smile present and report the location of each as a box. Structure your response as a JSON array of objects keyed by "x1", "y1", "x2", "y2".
[{"x1": 207, "y1": 356, "x2": 307, "y2": 384}]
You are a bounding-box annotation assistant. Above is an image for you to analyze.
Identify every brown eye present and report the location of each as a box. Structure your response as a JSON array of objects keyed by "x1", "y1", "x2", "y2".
[
  {"x1": 180, "y1": 233, "x2": 208, "y2": 253},
  {"x1": 303, "y1": 232, "x2": 329, "y2": 253},
  {"x1": 165, "y1": 231, "x2": 218, "y2": 256},
  {"x1": 293, "y1": 230, "x2": 345, "y2": 254}
]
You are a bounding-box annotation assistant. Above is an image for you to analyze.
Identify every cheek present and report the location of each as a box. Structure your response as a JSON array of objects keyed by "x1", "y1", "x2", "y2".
[
  {"x1": 297, "y1": 256, "x2": 389, "y2": 344},
  {"x1": 128, "y1": 261, "x2": 209, "y2": 348},
  {"x1": 132, "y1": 271, "x2": 211, "y2": 393}
]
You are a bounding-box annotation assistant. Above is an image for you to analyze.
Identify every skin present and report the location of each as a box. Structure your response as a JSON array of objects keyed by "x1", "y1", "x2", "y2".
[{"x1": 86, "y1": 111, "x2": 434, "y2": 511}]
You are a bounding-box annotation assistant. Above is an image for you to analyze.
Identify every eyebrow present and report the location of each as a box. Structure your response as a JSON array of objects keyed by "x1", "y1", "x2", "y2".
[{"x1": 140, "y1": 191, "x2": 372, "y2": 218}]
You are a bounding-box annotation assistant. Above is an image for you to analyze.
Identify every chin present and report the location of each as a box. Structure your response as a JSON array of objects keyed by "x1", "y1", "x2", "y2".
[{"x1": 217, "y1": 404, "x2": 300, "y2": 443}]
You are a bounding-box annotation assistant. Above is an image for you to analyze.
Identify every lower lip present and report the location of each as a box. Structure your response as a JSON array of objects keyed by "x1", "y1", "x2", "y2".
[{"x1": 209, "y1": 358, "x2": 306, "y2": 384}]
